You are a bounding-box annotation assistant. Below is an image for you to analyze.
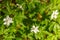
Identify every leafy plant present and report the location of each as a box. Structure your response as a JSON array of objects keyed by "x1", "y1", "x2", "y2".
[{"x1": 0, "y1": 0, "x2": 60, "y2": 40}]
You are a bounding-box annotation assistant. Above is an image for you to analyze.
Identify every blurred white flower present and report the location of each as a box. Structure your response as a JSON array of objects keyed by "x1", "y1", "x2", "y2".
[
  {"x1": 19, "y1": 5, "x2": 24, "y2": 10},
  {"x1": 16, "y1": 4, "x2": 23, "y2": 10},
  {"x1": 16, "y1": 4, "x2": 19, "y2": 6},
  {"x1": 51, "y1": 10, "x2": 59, "y2": 20},
  {"x1": 31, "y1": 25, "x2": 39, "y2": 33},
  {"x1": 3, "y1": 16, "x2": 13, "y2": 26}
]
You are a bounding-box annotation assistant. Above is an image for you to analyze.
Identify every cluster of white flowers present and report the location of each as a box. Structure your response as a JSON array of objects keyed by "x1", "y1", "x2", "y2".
[
  {"x1": 3, "y1": 15, "x2": 39, "y2": 33},
  {"x1": 3, "y1": 10, "x2": 59, "y2": 33},
  {"x1": 3, "y1": 16, "x2": 13, "y2": 26},
  {"x1": 51, "y1": 10, "x2": 59, "y2": 20},
  {"x1": 31, "y1": 25, "x2": 39, "y2": 33},
  {"x1": 31, "y1": 10, "x2": 59, "y2": 33}
]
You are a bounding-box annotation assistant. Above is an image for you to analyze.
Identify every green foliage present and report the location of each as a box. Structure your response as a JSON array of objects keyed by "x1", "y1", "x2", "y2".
[{"x1": 0, "y1": 0, "x2": 60, "y2": 40}]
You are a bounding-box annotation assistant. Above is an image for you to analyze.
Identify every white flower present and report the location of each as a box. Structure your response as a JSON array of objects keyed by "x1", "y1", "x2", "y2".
[
  {"x1": 16, "y1": 4, "x2": 23, "y2": 10},
  {"x1": 3, "y1": 16, "x2": 13, "y2": 26},
  {"x1": 51, "y1": 10, "x2": 59, "y2": 20},
  {"x1": 19, "y1": 5, "x2": 24, "y2": 10},
  {"x1": 19, "y1": 5, "x2": 23, "y2": 9},
  {"x1": 16, "y1": 4, "x2": 19, "y2": 6},
  {"x1": 31, "y1": 25, "x2": 39, "y2": 33}
]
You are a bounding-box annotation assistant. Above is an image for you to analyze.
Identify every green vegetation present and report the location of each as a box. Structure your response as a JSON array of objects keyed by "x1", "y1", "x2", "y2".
[{"x1": 0, "y1": 0, "x2": 60, "y2": 40}]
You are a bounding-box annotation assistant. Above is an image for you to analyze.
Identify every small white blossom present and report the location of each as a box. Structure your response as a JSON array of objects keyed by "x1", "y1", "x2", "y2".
[
  {"x1": 16, "y1": 4, "x2": 19, "y2": 6},
  {"x1": 31, "y1": 25, "x2": 39, "y2": 33},
  {"x1": 51, "y1": 10, "x2": 59, "y2": 20},
  {"x1": 19, "y1": 5, "x2": 24, "y2": 10},
  {"x1": 3, "y1": 16, "x2": 13, "y2": 26},
  {"x1": 19, "y1": 5, "x2": 22, "y2": 8},
  {"x1": 16, "y1": 4, "x2": 23, "y2": 10}
]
